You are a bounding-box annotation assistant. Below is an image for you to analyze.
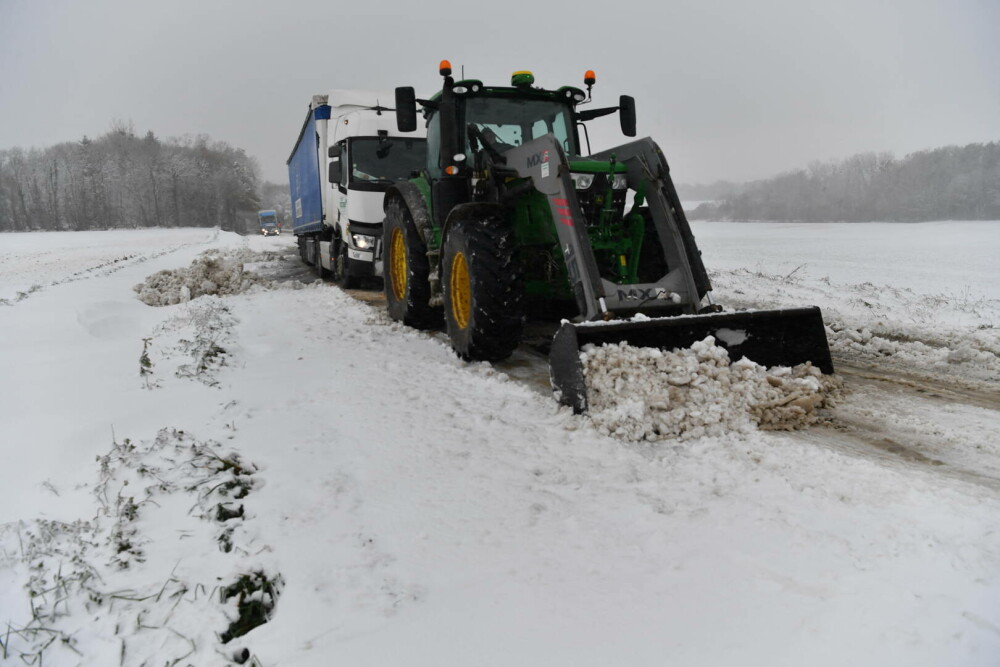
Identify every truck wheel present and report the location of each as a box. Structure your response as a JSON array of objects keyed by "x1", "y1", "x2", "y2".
[
  {"x1": 315, "y1": 238, "x2": 331, "y2": 279},
  {"x1": 336, "y1": 241, "x2": 360, "y2": 289},
  {"x1": 298, "y1": 236, "x2": 310, "y2": 264},
  {"x1": 383, "y1": 196, "x2": 441, "y2": 329},
  {"x1": 442, "y1": 215, "x2": 524, "y2": 362}
]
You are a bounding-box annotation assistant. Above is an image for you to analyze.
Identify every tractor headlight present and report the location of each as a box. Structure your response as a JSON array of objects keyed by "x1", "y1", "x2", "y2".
[
  {"x1": 351, "y1": 233, "x2": 376, "y2": 249},
  {"x1": 612, "y1": 173, "x2": 628, "y2": 189},
  {"x1": 572, "y1": 173, "x2": 595, "y2": 190}
]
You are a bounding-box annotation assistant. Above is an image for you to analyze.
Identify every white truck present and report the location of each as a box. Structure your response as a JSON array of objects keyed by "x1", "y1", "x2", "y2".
[{"x1": 287, "y1": 90, "x2": 427, "y2": 286}]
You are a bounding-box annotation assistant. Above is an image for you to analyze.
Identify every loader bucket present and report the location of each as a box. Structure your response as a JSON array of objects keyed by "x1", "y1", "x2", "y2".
[{"x1": 549, "y1": 306, "x2": 834, "y2": 413}]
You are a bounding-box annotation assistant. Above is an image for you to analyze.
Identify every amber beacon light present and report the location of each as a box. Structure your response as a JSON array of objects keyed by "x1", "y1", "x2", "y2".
[
  {"x1": 584, "y1": 70, "x2": 596, "y2": 86},
  {"x1": 439, "y1": 60, "x2": 452, "y2": 77}
]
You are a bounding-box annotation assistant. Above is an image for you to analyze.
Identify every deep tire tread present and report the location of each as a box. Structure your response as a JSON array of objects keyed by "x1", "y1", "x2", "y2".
[
  {"x1": 443, "y1": 215, "x2": 525, "y2": 362},
  {"x1": 383, "y1": 196, "x2": 441, "y2": 329}
]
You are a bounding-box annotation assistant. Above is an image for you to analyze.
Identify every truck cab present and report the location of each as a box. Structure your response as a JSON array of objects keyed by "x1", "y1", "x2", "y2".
[
  {"x1": 258, "y1": 210, "x2": 280, "y2": 236},
  {"x1": 287, "y1": 91, "x2": 427, "y2": 287}
]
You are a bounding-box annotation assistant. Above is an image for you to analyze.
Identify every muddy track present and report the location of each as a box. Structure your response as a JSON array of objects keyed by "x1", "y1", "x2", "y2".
[
  {"x1": 821, "y1": 354, "x2": 1000, "y2": 492},
  {"x1": 832, "y1": 356, "x2": 1000, "y2": 412}
]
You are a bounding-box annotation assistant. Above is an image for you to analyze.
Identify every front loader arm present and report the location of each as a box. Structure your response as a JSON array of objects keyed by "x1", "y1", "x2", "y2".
[
  {"x1": 500, "y1": 136, "x2": 608, "y2": 320},
  {"x1": 504, "y1": 136, "x2": 712, "y2": 321},
  {"x1": 589, "y1": 138, "x2": 711, "y2": 301}
]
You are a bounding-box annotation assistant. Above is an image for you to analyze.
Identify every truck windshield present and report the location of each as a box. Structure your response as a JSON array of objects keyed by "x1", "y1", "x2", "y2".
[
  {"x1": 462, "y1": 96, "x2": 577, "y2": 157},
  {"x1": 350, "y1": 137, "x2": 427, "y2": 184}
]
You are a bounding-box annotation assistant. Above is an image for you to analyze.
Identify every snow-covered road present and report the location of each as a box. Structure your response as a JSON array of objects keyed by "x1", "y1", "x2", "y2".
[{"x1": 1, "y1": 225, "x2": 998, "y2": 666}]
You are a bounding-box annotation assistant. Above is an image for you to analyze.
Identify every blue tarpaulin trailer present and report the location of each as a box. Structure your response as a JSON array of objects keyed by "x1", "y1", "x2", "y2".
[{"x1": 287, "y1": 100, "x2": 331, "y2": 235}]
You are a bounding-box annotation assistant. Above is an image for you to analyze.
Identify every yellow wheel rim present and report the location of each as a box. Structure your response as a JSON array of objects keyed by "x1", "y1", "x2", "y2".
[
  {"x1": 449, "y1": 251, "x2": 471, "y2": 329},
  {"x1": 389, "y1": 227, "x2": 407, "y2": 301}
]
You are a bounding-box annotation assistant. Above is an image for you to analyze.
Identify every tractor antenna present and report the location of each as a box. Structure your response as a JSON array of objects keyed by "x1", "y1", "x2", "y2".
[{"x1": 461, "y1": 64, "x2": 465, "y2": 79}]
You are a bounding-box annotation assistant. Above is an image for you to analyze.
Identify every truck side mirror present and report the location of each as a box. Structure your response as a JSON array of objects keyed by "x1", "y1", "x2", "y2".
[
  {"x1": 619, "y1": 95, "x2": 636, "y2": 137},
  {"x1": 328, "y1": 160, "x2": 341, "y2": 184},
  {"x1": 328, "y1": 144, "x2": 342, "y2": 159},
  {"x1": 395, "y1": 87, "x2": 417, "y2": 133}
]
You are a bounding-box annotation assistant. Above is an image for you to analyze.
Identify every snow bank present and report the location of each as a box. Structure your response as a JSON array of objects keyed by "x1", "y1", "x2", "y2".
[
  {"x1": 582, "y1": 336, "x2": 839, "y2": 441},
  {"x1": 133, "y1": 248, "x2": 284, "y2": 306}
]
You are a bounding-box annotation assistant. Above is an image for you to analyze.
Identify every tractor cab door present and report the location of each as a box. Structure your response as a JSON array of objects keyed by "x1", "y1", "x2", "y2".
[{"x1": 425, "y1": 108, "x2": 471, "y2": 229}]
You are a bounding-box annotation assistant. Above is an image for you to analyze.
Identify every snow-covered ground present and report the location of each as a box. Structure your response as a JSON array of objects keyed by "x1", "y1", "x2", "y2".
[{"x1": 1, "y1": 224, "x2": 999, "y2": 666}]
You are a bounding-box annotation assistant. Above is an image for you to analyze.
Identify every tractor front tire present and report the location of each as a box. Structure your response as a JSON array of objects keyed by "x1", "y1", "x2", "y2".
[
  {"x1": 383, "y1": 196, "x2": 441, "y2": 329},
  {"x1": 442, "y1": 215, "x2": 524, "y2": 362}
]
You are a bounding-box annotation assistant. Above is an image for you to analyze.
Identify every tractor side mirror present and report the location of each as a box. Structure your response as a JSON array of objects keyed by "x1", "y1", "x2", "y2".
[
  {"x1": 619, "y1": 95, "x2": 636, "y2": 137},
  {"x1": 328, "y1": 144, "x2": 341, "y2": 159},
  {"x1": 395, "y1": 87, "x2": 417, "y2": 133},
  {"x1": 328, "y1": 160, "x2": 341, "y2": 184}
]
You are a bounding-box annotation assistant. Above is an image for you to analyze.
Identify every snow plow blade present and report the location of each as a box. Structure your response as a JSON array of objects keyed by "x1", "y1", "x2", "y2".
[{"x1": 549, "y1": 306, "x2": 834, "y2": 413}]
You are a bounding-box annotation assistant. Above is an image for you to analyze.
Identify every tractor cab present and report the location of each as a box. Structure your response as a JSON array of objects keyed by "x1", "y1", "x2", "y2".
[{"x1": 394, "y1": 64, "x2": 643, "y2": 288}]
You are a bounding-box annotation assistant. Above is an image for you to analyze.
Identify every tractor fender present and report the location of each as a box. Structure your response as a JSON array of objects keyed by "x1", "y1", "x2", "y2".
[
  {"x1": 441, "y1": 202, "x2": 504, "y2": 240},
  {"x1": 385, "y1": 181, "x2": 432, "y2": 246}
]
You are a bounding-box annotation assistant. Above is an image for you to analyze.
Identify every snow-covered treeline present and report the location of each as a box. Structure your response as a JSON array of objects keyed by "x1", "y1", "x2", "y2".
[
  {"x1": 686, "y1": 141, "x2": 1000, "y2": 222},
  {"x1": 0, "y1": 123, "x2": 262, "y2": 233}
]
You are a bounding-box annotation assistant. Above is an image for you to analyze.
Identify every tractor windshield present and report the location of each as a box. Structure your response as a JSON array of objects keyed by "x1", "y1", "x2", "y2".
[
  {"x1": 462, "y1": 96, "x2": 576, "y2": 157},
  {"x1": 350, "y1": 137, "x2": 427, "y2": 186}
]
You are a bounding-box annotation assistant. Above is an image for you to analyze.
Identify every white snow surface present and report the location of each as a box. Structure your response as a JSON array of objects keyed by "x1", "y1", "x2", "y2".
[
  {"x1": 1, "y1": 225, "x2": 999, "y2": 666},
  {"x1": 693, "y1": 220, "x2": 1000, "y2": 385}
]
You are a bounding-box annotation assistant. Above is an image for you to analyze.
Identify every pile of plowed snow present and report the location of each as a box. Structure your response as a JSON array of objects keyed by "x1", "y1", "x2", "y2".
[
  {"x1": 582, "y1": 336, "x2": 840, "y2": 441},
  {"x1": 134, "y1": 249, "x2": 279, "y2": 306}
]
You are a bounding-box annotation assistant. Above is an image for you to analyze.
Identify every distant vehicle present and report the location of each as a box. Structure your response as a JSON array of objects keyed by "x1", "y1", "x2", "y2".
[
  {"x1": 287, "y1": 90, "x2": 426, "y2": 287},
  {"x1": 258, "y1": 210, "x2": 281, "y2": 236}
]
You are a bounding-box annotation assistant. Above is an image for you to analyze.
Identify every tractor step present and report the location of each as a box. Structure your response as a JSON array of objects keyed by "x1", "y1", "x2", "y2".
[{"x1": 549, "y1": 306, "x2": 834, "y2": 413}]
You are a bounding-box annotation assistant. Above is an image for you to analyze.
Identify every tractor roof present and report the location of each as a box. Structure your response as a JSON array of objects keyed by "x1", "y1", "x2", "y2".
[{"x1": 428, "y1": 80, "x2": 586, "y2": 106}]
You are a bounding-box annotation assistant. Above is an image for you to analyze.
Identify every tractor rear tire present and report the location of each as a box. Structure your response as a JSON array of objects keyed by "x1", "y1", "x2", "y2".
[
  {"x1": 383, "y1": 196, "x2": 441, "y2": 329},
  {"x1": 442, "y1": 215, "x2": 524, "y2": 362}
]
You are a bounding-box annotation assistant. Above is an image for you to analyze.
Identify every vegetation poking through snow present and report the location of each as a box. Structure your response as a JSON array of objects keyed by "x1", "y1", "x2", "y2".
[
  {"x1": 139, "y1": 337, "x2": 156, "y2": 389},
  {"x1": 219, "y1": 571, "x2": 283, "y2": 644},
  {"x1": 141, "y1": 297, "x2": 236, "y2": 388},
  {"x1": 0, "y1": 429, "x2": 276, "y2": 665}
]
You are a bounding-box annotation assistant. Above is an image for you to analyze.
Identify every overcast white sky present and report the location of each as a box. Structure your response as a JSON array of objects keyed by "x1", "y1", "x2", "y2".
[{"x1": 1, "y1": 0, "x2": 997, "y2": 185}]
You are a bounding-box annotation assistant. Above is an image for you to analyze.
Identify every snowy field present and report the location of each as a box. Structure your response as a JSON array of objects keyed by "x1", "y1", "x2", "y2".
[{"x1": 1, "y1": 223, "x2": 999, "y2": 666}]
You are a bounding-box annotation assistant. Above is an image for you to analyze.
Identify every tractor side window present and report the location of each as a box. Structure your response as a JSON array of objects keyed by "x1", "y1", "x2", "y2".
[
  {"x1": 530, "y1": 114, "x2": 571, "y2": 153},
  {"x1": 426, "y1": 112, "x2": 442, "y2": 179}
]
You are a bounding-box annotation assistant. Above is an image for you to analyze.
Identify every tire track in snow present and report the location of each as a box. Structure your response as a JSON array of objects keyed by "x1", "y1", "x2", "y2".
[{"x1": 278, "y1": 243, "x2": 1000, "y2": 493}]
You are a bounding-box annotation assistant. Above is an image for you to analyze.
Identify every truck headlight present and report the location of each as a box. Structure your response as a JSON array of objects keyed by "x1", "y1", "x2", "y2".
[
  {"x1": 572, "y1": 173, "x2": 595, "y2": 190},
  {"x1": 351, "y1": 233, "x2": 376, "y2": 249},
  {"x1": 612, "y1": 173, "x2": 628, "y2": 189}
]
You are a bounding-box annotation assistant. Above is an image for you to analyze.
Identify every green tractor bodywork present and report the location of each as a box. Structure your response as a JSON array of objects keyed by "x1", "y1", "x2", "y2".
[{"x1": 383, "y1": 69, "x2": 833, "y2": 412}]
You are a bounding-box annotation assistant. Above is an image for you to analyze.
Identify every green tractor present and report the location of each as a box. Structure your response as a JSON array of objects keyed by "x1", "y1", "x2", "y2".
[{"x1": 383, "y1": 62, "x2": 833, "y2": 412}]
